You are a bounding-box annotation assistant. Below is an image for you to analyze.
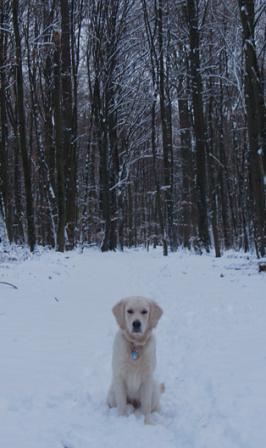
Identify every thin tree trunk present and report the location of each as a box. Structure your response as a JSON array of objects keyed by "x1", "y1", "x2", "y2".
[
  {"x1": 0, "y1": 0, "x2": 10, "y2": 240},
  {"x1": 179, "y1": 94, "x2": 192, "y2": 249},
  {"x1": 53, "y1": 32, "x2": 65, "y2": 252},
  {"x1": 151, "y1": 99, "x2": 168, "y2": 256},
  {"x1": 238, "y1": 0, "x2": 265, "y2": 257},
  {"x1": 60, "y1": 0, "x2": 76, "y2": 249},
  {"x1": 158, "y1": 0, "x2": 174, "y2": 252},
  {"x1": 186, "y1": 0, "x2": 210, "y2": 251},
  {"x1": 12, "y1": 0, "x2": 36, "y2": 251}
]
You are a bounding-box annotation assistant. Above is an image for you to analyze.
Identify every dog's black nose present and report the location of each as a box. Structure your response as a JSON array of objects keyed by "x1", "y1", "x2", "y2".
[{"x1": 132, "y1": 320, "x2": 141, "y2": 331}]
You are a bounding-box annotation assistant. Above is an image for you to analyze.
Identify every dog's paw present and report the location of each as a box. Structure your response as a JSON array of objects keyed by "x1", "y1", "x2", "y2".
[
  {"x1": 117, "y1": 405, "x2": 128, "y2": 417},
  {"x1": 144, "y1": 414, "x2": 155, "y2": 425}
]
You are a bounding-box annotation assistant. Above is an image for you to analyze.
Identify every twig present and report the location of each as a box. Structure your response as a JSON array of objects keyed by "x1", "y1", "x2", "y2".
[{"x1": 0, "y1": 281, "x2": 18, "y2": 289}]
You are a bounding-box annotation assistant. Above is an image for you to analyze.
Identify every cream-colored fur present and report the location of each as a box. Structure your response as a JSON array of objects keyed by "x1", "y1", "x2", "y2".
[{"x1": 107, "y1": 296, "x2": 163, "y2": 424}]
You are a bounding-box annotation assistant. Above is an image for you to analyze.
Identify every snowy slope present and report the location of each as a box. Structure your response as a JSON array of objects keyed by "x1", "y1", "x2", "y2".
[{"x1": 0, "y1": 247, "x2": 265, "y2": 448}]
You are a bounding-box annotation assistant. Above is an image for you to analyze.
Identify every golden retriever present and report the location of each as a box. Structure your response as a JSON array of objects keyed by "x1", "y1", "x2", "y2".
[{"x1": 107, "y1": 296, "x2": 164, "y2": 424}]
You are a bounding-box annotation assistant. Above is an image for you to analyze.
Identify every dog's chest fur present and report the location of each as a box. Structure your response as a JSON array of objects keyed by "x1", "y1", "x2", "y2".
[
  {"x1": 124, "y1": 350, "x2": 152, "y2": 399},
  {"x1": 126, "y1": 368, "x2": 142, "y2": 397},
  {"x1": 113, "y1": 331, "x2": 155, "y2": 399}
]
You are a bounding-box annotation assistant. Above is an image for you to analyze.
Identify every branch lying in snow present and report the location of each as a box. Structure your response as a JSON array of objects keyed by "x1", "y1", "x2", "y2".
[
  {"x1": 0, "y1": 281, "x2": 18, "y2": 289},
  {"x1": 258, "y1": 263, "x2": 266, "y2": 273}
]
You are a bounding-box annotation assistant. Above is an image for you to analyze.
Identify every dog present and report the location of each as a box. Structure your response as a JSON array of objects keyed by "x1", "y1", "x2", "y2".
[{"x1": 107, "y1": 296, "x2": 164, "y2": 424}]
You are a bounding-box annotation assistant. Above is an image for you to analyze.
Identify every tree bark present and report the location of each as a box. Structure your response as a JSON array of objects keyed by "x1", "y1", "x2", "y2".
[
  {"x1": 186, "y1": 0, "x2": 210, "y2": 251},
  {"x1": 0, "y1": 0, "x2": 10, "y2": 240},
  {"x1": 12, "y1": 0, "x2": 36, "y2": 251},
  {"x1": 158, "y1": 0, "x2": 174, "y2": 252},
  {"x1": 179, "y1": 93, "x2": 193, "y2": 249},
  {"x1": 53, "y1": 32, "x2": 65, "y2": 252},
  {"x1": 60, "y1": 0, "x2": 76, "y2": 249},
  {"x1": 238, "y1": 0, "x2": 265, "y2": 257}
]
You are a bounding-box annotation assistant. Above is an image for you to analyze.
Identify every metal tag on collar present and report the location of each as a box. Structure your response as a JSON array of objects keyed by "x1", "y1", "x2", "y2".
[{"x1": 131, "y1": 350, "x2": 138, "y2": 360}]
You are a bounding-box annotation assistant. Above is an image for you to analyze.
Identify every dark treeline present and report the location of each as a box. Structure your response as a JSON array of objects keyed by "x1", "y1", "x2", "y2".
[{"x1": 0, "y1": 0, "x2": 265, "y2": 256}]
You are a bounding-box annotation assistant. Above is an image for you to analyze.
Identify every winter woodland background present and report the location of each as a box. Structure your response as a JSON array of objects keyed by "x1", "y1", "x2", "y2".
[
  {"x1": 0, "y1": 0, "x2": 265, "y2": 256},
  {"x1": 1, "y1": 2, "x2": 266, "y2": 445}
]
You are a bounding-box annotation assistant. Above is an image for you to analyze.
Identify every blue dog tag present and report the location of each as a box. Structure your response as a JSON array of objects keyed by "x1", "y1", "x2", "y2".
[{"x1": 131, "y1": 350, "x2": 138, "y2": 360}]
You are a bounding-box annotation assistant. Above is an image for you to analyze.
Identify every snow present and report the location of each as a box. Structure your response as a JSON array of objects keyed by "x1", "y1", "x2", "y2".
[{"x1": 0, "y1": 247, "x2": 266, "y2": 448}]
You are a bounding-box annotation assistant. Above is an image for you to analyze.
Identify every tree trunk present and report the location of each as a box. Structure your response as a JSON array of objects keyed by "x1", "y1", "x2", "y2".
[
  {"x1": 238, "y1": 0, "x2": 265, "y2": 257},
  {"x1": 179, "y1": 93, "x2": 193, "y2": 249},
  {"x1": 186, "y1": 0, "x2": 210, "y2": 251},
  {"x1": 60, "y1": 0, "x2": 76, "y2": 249},
  {"x1": 151, "y1": 99, "x2": 168, "y2": 256},
  {"x1": 158, "y1": 0, "x2": 174, "y2": 252},
  {"x1": 12, "y1": 0, "x2": 36, "y2": 251},
  {"x1": 53, "y1": 32, "x2": 65, "y2": 252},
  {"x1": 0, "y1": 0, "x2": 10, "y2": 240}
]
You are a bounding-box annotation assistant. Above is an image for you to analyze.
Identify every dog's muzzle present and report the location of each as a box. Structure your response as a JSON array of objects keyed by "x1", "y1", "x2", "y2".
[{"x1": 132, "y1": 320, "x2": 141, "y2": 333}]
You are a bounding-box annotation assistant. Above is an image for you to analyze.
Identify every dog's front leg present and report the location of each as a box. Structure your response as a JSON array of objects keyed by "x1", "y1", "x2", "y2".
[
  {"x1": 114, "y1": 377, "x2": 127, "y2": 416},
  {"x1": 140, "y1": 376, "x2": 153, "y2": 424}
]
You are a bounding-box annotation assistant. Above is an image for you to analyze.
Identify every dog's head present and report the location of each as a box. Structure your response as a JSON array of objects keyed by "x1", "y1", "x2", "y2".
[{"x1": 112, "y1": 296, "x2": 163, "y2": 340}]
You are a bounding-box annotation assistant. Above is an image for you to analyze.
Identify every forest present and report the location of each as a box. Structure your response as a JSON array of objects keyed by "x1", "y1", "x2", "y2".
[{"x1": 0, "y1": 0, "x2": 265, "y2": 256}]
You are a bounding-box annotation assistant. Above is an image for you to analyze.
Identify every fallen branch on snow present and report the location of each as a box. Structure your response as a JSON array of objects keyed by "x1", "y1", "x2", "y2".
[
  {"x1": 258, "y1": 263, "x2": 266, "y2": 273},
  {"x1": 0, "y1": 281, "x2": 18, "y2": 289}
]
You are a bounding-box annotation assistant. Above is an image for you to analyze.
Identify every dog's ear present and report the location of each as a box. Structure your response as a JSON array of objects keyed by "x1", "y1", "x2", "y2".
[
  {"x1": 112, "y1": 300, "x2": 126, "y2": 329},
  {"x1": 149, "y1": 300, "x2": 163, "y2": 329}
]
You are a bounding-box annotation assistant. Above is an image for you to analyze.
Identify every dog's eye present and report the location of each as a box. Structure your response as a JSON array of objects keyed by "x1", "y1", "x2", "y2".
[
  {"x1": 127, "y1": 309, "x2": 134, "y2": 314},
  {"x1": 141, "y1": 309, "x2": 148, "y2": 315}
]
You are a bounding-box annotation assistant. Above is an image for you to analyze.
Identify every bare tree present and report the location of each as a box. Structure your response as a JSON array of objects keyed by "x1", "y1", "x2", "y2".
[
  {"x1": 238, "y1": 0, "x2": 265, "y2": 257},
  {"x1": 12, "y1": 0, "x2": 36, "y2": 251},
  {"x1": 0, "y1": 0, "x2": 264, "y2": 257}
]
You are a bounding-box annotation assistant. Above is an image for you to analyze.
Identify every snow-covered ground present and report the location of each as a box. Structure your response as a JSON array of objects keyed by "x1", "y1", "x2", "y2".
[{"x1": 0, "y1": 247, "x2": 265, "y2": 448}]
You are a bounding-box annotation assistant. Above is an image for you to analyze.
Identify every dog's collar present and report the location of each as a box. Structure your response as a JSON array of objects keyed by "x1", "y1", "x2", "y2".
[
  {"x1": 121, "y1": 330, "x2": 152, "y2": 361},
  {"x1": 122, "y1": 329, "x2": 152, "y2": 347}
]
